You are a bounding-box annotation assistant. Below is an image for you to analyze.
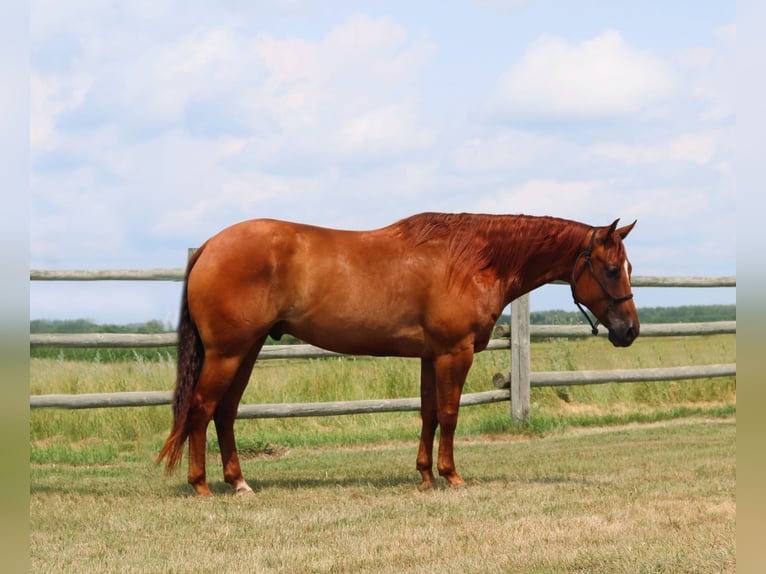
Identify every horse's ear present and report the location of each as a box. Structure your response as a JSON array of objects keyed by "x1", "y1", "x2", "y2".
[
  {"x1": 616, "y1": 219, "x2": 637, "y2": 240},
  {"x1": 605, "y1": 219, "x2": 620, "y2": 238}
]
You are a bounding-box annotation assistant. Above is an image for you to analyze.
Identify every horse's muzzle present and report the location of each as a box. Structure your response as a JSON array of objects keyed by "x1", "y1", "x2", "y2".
[{"x1": 607, "y1": 320, "x2": 639, "y2": 347}]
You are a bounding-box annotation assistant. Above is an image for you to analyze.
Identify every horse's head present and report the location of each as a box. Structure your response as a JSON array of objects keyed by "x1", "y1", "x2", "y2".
[{"x1": 570, "y1": 219, "x2": 639, "y2": 347}]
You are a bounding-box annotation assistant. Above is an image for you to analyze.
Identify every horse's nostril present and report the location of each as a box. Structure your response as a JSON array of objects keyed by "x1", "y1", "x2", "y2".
[{"x1": 625, "y1": 324, "x2": 636, "y2": 342}]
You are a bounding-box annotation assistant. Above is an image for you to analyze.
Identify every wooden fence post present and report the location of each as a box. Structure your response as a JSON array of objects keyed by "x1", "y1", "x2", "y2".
[{"x1": 511, "y1": 294, "x2": 531, "y2": 423}]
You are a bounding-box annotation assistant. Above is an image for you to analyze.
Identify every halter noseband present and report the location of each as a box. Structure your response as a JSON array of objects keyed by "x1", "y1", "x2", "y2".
[{"x1": 571, "y1": 228, "x2": 634, "y2": 336}]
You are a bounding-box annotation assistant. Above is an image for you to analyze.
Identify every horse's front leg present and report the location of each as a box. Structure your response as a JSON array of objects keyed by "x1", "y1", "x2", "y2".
[
  {"x1": 434, "y1": 346, "x2": 474, "y2": 489},
  {"x1": 416, "y1": 358, "x2": 438, "y2": 491}
]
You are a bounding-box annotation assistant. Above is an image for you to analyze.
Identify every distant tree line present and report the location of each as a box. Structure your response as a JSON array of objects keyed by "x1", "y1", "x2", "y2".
[
  {"x1": 29, "y1": 305, "x2": 735, "y2": 363},
  {"x1": 30, "y1": 319, "x2": 173, "y2": 334},
  {"x1": 635, "y1": 305, "x2": 735, "y2": 324},
  {"x1": 32, "y1": 305, "x2": 735, "y2": 335}
]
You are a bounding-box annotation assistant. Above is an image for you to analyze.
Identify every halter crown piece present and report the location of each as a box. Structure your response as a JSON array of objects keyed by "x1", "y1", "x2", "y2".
[{"x1": 570, "y1": 228, "x2": 634, "y2": 336}]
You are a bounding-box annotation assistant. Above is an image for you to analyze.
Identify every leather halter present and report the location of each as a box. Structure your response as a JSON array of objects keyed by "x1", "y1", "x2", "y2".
[{"x1": 571, "y1": 228, "x2": 634, "y2": 335}]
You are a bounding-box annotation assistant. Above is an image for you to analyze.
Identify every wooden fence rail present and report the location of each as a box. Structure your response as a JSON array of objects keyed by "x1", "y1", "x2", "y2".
[
  {"x1": 29, "y1": 389, "x2": 512, "y2": 414},
  {"x1": 30, "y1": 269, "x2": 736, "y2": 288},
  {"x1": 29, "y1": 270, "x2": 736, "y2": 420},
  {"x1": 29, "y1": 363, "x2": 736, "y2": 412},
  {"x1": 30, "y1": 269, "x2": 186, "y2": 281},
  {"x1": 28, "y1": 321, "x2": 737, "y2": 350}
]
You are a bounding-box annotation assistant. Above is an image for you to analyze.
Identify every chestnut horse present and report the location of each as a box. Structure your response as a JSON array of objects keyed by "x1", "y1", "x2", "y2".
[{"x1": 157, "y1": 213, "x2": 639, "y2": 496}]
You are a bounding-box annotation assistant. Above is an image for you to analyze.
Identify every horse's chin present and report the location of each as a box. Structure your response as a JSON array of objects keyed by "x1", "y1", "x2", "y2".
[{"x1": 608, "y1": 328, "x2": 637, "y2": 348}]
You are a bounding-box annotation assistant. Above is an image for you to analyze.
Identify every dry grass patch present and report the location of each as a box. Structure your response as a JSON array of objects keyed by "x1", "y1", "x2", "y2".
[{"x1": 31, "y1": 417, "x2": 735, "y2": 573}]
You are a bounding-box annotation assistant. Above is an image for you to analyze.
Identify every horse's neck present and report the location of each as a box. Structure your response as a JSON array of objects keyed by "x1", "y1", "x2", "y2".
[{"x1": 497, "y1": 218, "x2": 588, "y2": 303}]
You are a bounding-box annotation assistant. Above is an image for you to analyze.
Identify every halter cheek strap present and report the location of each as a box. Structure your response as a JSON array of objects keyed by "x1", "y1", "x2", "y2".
[{"x1": 571, "y1": 228, "x2": 634, "y2": 336}]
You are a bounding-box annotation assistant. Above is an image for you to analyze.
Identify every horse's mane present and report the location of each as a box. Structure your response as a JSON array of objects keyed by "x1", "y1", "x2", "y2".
[{"x1": 391, "y1": 212, "x2": 588, "y2": 285}]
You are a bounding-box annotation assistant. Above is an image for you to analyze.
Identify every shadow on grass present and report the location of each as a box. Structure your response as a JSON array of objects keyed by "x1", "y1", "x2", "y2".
[
  {"x1": 158, "y1": 471, "x2": 605, "y2": 497},
  {"x1": 176, "y1": 474, "x2": 422, "y2": 496},
  {"x1": 30, "y1": 461, "x2": 607, "y2": 497}
]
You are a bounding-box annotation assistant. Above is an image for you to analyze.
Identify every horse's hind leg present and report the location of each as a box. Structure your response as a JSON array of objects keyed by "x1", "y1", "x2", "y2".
[
  {"x1": 213, "y1": 339, "x2": 264, "y2": 495},
  {"x1": 186, "y1": 353, "x2": 247, "y2": 497}
]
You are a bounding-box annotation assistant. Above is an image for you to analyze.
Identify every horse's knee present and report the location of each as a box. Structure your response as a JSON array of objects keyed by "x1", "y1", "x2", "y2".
[
  {"x1": 416, "y1": 449, "x2": 432, "y2": 471},
  {"x1": 437, "y1": 411, "x2": 458, "y2": 433}
]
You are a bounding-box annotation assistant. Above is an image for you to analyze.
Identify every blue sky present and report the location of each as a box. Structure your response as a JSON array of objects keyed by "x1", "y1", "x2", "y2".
[{"x1": 29, "y1": 1, "x2": 735, "y2": 325}]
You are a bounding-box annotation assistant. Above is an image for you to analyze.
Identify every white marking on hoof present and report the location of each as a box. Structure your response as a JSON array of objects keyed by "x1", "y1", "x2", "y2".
[{"x1": 234, "y1": 481, "x2": 254, "y2": 496}]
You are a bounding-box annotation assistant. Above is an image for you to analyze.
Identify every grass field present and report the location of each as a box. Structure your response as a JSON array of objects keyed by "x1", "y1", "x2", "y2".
[
  {"x1": 30, "y1": 334, "x2": 736, "y2": 462},
  {"x1": 30, "y1": 418, "x2": 735, "y2": 573},
  {"x1": 30, "y1": 334, "x2": 736, "y2": 572}
]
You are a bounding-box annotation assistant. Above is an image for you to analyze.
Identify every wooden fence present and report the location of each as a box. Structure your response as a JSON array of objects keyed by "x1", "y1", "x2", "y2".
[{"x1": 29, "y1": 269, "x2": 736, "y2": 422}]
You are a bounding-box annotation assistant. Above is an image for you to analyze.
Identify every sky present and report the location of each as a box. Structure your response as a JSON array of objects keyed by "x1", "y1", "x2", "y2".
[{"x1": 29, "y1": 0, "x2": 736, "y2": 326}]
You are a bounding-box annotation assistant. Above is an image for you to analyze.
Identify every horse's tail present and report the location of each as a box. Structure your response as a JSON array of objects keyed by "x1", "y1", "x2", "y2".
[{"x1": 156, "y1": 245, "x2": 206, "y2": 475}]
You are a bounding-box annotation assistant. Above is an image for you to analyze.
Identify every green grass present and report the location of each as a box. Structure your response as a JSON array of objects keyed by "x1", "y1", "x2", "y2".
[
  {"x1": 30, "y1": 334, "x2": 736, "y2": 464},
  {"x1": 30, "y1": 418, "x2": 736, "y2": 573},
  {"x1": 29, "y1": 335, "x2": 736, "y2": 572}
]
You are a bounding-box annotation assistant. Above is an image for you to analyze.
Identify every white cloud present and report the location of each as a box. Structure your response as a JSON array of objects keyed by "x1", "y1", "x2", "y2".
[
  {"x1": 677, "y1": 23, "x2": 735, "y2": 122},
  {"x1": 31, "y1": 172, "x2": 127, "y2": 265},
  {"x1": 477, "y1": 179, "x2": 611, "y2": 221},
  {"x1": 628, "y1": 186, "x2": 710, "y2": 221},
  {"x1": 340, "y1": 104, "x2": 435, "y2": 159},
  {"x1": 30, "y1": 71, "x2": 93, "y2": 153},
  {"x1": 668, "y1": 133, "x2": 717, "y2": 164},
  {"x1": 249, "y1": 14, "x2": 436, "y2": 157},
  {"x1": 588, "y1": 132, "x2": 717, "y2": 165},
  {"x1": 488, "y1": 29, "x2": 677, "y2": 119},
  {"x1": 28, "y1": 4, "x2": 736, "y2": 320},
  {"x1": 452, "y1": 130, "x2": 564, "y2": 173},
  {"x1": 152, "y1": 168, "x2": 327, "y2": 237},
  {"x1": 475, "y1": 177, "x2": 723, "y2": 238},
  {"x1": 124, "y1": 29, "x2": 253, "y2": 122},
  {"x1": 30, "y1": 10, "x2": 438, "y2": 265}
]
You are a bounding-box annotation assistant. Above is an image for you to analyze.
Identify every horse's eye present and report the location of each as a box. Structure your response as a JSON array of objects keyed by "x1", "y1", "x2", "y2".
[{"x1": 605, "y1": 266, "x2": 620, "y2": 279}]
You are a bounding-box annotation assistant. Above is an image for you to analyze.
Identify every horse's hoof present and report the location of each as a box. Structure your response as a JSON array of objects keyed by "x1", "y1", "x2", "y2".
[
  {"x1": 234, "y1": 480, "x2": 255, "y2": 496},
  {"x1": 417, "y1": 480, "x2": 437, "y2": 492},
  {"x1": 450, "y1": 482, "x2": 469, "y2": 491},
  {"x1": 192, "y1": 485, "x2": 214, "y2": 498}
]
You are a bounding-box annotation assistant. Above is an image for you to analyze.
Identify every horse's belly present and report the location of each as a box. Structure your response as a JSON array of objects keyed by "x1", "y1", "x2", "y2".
[{"x1": 282, "y1": 314, "x2": 428, "y2": 358}]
